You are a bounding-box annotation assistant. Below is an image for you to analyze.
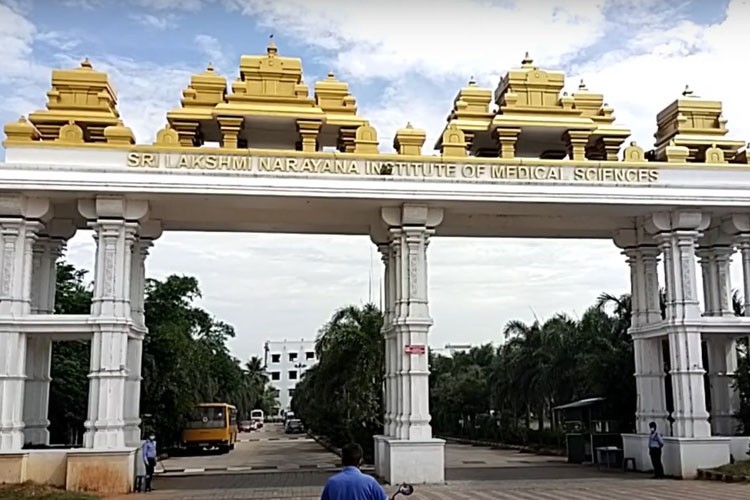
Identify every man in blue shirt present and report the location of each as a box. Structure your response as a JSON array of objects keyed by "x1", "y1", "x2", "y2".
[
  {"x1": 142, "y1": 434, "x2": 158, "y2": 492},
  {"x1": 648, "y1": 421, "x2": 665, "y2": 478},
  {"x1": 321, "y1": 443, "x2": 387, "y2": 500}
]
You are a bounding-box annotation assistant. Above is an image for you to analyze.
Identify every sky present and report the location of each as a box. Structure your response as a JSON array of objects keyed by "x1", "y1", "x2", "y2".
[{"x1": 1, "y1": 0, "x2": 749, "y2": 362}]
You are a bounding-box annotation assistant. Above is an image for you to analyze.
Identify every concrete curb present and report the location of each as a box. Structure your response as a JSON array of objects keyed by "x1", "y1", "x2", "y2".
[
  {"x1": 697, "y1": 468, "x2": 750, "y2": 483},
  {"x1": 306, "y1": 432, "x2": 376, "y2": 471},
  {"x1": 437, "y1": 435, "x2": 565, "y2": 457},
  {"x1": 308, "y1": 433, "x2": 342, "y2": 458}
]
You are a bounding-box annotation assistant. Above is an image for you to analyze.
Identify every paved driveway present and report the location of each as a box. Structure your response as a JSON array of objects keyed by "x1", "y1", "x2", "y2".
[
  {"x1": 117, "y1": 477, "x2": 749, "y2": 499},
  {"x1": 158, "y1": 424, "x2": 337, "y2": 474},
  {"x1": 133, "y1": 425, "x2": 749, "y2": 499}
]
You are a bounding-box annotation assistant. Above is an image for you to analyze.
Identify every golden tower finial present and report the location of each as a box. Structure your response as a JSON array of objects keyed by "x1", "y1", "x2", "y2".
[
  {"x1": 406, "y1": 121, "x2": 413, "y2": 128},
  {"x1": 521, "y1": 52, "x2": 533, "y2": 67},
  {"x1": 468, "y1": 75, "x2": 476, "y2": 85},
  {"x1": 206, "y1": 62, "x2": 214, "y2": 72},
  {"x1": 682, "y1": 85, "x2": 696, "y2": 97},
  {"x1": 327, "y1": 70, "x2": 335, "y2": 79},
  {"x1": 267, "y1": 34, "x2": 277, "y2": 55},
  {"x1": 578, "y1": 79, "x2": 587, "y2": 91},
  {"x1": 80, "y1": 57, "x2": 93, "y2": 69}
]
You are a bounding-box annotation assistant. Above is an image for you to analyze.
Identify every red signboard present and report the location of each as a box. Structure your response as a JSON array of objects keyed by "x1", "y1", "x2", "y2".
[{"x1": 404, "y1": 344, "x2": 426, "y2": 355}]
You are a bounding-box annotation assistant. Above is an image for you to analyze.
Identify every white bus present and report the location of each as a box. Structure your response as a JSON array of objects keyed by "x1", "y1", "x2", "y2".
[{"x1": 250, "y1": 409, "x2": 264, "y2": 423}]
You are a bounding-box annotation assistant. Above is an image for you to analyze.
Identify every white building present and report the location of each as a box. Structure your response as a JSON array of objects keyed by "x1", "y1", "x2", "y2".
[
  {"x1": 431, "y1": 343, "x2": 473, "y2": 356},
  {"x1": 264, "y1": 339, "x2": 317, "y2": 414}
]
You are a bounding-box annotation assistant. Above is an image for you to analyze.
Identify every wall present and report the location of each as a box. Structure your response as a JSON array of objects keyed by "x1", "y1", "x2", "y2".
[{"x1": 26, "y1": 449, "x2": 68, "y2": 487}]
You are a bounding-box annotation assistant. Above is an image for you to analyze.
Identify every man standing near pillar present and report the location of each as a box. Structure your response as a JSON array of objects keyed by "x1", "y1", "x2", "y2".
[
  {"x1": 648, "y1": 421, "x2": 665, "y2": 479},
  {"x1": 142, "y1": 433, "x2": 158, "y2": 492}
]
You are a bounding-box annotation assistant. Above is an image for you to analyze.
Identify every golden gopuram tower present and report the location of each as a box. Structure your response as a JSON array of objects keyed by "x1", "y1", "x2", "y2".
[{"x1": 4, "y1": 45, "x2": 749, "y2": 166}]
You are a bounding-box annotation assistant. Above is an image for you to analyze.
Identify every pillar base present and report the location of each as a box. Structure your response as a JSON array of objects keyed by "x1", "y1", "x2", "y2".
[
  {"x1": 0, "y1": 452, "x2": 28, "y2": 484},
  {"x1": 373, "y1": 434, "x2": 387, "y2": 476},
  {"x1": 622, "y1": 434, "x2": 730, "y2": 478},
  {"x1": 378, "y1": 437, "x2": 444, "y2": 484},
  {"x1": 66, "y1": 448, "x2": 136, "y2": 495}
]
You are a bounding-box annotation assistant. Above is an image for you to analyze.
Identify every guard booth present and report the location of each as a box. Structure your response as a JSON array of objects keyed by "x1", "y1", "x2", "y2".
[{"x1": 553, "y1": 397, "x2": 622, "y2": 465}]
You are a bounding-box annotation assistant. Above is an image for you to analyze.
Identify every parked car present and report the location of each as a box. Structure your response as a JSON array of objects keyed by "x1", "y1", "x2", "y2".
[
  {"x1": 285, "y1": 419, "x2": 304, "y2": 434},
  {"x1": 238, "y1": 420, "x2": 253, "y2": 432}
]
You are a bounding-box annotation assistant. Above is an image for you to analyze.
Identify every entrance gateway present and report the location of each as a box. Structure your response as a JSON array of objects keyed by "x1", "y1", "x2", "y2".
[{"x1": 0, "y1": 42, "x2": 749, "y2": 493}]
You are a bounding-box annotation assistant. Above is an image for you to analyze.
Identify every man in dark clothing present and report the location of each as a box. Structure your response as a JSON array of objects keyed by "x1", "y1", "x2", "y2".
[
  {"x1": 321, "y1": 443, "x2": 386, "y2": 500},
  {"x1": 648, "y1": 421, "x2": 665, "y2": 478}
]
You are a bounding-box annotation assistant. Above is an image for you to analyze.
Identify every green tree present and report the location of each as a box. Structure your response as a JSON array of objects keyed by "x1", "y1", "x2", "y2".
[
  {"x1": 291, "y1": 303, "x2": 384, "y2": 459},
  {"x1": 48, "y1": 263, "x2": 279, "y2": 448}
]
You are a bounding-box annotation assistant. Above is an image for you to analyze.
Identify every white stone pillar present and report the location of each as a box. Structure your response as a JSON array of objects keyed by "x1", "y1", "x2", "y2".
[
  {"x1": 646, "y1": 211, "x2": 711, "y2": 438},
  {"x1": 735, "y1": 235, "x2": 750, "y2": 315},
  {"x1": 391, "y1": 228, "x2": 405, "y2": 439},
  {"x1": 640, "y1": 246, "x2": 668, "y2": 433},
  {"x1": 696, "y1": 248, "x2": 718, "y2": 316},
  {"x1": 376, "y1": 242, "x2": 395, "y2": 438},
  {"x1": 23, "y1": 222, "x2": 74, "y2": 447},
  {"x1": 79, "y1": 197, "x2": 148, "y2": 449},
  {"x1": 614, "y1": 226, "x2": 669, "y2": 435},
  {"x1": 22, "y1": 336, "x2": 52, "y2": 446},
  {"x1": 698, "y1": 228, "x2": 736, "y2": 318},
  {"x1": 124, "y1": 222, "x2": 160, "y2": 447},
  {"x1": 0, "y1": 195, "x2": 50, "y2": 451},
  {"x1": 379, "y1": 205, "x2": 445, "y2": 484},
  {"x1": 641, "y1": 337, "x2": 670, "y2": 433},
  {"x1": 706, "y1": 335, "x2": 739, "y2": 435},
  {"x1": 620, "y1": 244, "x2": 649, "y2": 433}
]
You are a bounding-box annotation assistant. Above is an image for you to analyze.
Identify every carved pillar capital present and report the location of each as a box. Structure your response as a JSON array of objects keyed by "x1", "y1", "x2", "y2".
[{"x1": 381, "y1": 204, "x2": 444, "y2": 229}]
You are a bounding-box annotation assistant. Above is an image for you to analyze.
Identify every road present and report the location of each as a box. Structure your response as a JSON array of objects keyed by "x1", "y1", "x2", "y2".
[
  {"x1": 158, "y1": 424, "x2": 337, "y2": 474},
  {"x1": 129, "y1": 424, "x2": 749, "y2": 499}
]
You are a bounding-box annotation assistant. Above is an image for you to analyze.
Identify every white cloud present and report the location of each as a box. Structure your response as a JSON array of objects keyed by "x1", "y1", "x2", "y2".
[
  {"x1": 0, "y1": 3, "x2": 37, "y2": 79},
  {"x1": 130, "y1": 0, "x2": 210, "y2": 11},
  {"x1": 129, "y1": 13, "x2": 179, "y2": 30},
  {"x1": 571, "y1": 0, "x2": 750, "y2": 149},
  {"x1": 194, "y1": 34, "x2": 228, "y2": 70},
  {"x1": 227, "y1": 0, "x2": 609, "y2": 82}
]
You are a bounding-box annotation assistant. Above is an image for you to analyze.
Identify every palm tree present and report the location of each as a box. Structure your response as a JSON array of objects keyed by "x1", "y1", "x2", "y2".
[{"x1": 294, "y1": 303, "x2": 384, "y2": 457}]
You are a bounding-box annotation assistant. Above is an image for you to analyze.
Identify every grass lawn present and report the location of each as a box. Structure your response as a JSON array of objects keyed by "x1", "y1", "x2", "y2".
[
  {"x1": 0, "y1": 483, "x2": 100, "y2": 500},
  {"x1": 714, "y1": 460, "x2": 750, "y2": 477}
]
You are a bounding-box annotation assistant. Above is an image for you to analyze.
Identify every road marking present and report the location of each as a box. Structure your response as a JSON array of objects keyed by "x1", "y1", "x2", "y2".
[
  {"x1": 237, "y1": 436, "x2": 313, "y2": 443},
  {"x1": 158, "y1": 463, "x2": 355, "y2": 476}
]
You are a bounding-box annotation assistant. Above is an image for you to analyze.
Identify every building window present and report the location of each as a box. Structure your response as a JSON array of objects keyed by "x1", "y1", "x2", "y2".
[
  {"x1": 271, "y1": 372, "x2": 280, "y2": 381},
  {"x1": 271, "y1": 353, "x2": 280, "y2": 363},
  {"x1": 288, "y1": 388, "x2": 295, "y2": 397},
  {"x1": 306, "y1": 351, "x2": 315, "y2": 360},
  {"x1": 289, "y1": 370, "x2": 297, "y2": 380},
  {"x1": 289, "y1": 352, "x2": 298, "y2": 362}
]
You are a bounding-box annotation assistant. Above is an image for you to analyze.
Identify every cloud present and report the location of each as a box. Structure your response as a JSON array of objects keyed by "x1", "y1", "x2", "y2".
[
  {"x1": 129, "y1": 13, "x2": 179, "y2": 30},
  {"x1": 570, "y1": 0, "x2": 750, "y2": 148},
  {"x1": 336, "y1": 0, "x2": 750, "y2": 155},
  {"x1": 0, "y1": 2, "x2": 37, "y2": 80},
  {"x1": 194, "y1": 34, "x2": 228, "y2": 70},
  {"x1": 130, "y1": 0, "x2": 211, "y2": 11},
  {"x1": 227, "y1": 0, "x2": 609, "y2": 82}
]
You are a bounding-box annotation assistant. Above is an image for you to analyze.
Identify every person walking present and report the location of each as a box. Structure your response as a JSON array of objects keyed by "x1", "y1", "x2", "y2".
[
  {"x1": 142, "y1": 433, "x2": 158, "y2": 492},
  {"x1": 648, "y1": 421, "x2": 665, "y2": 478},
  {"x1": 320, "y1": 443, "x2": 386, "y2": 500}
]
